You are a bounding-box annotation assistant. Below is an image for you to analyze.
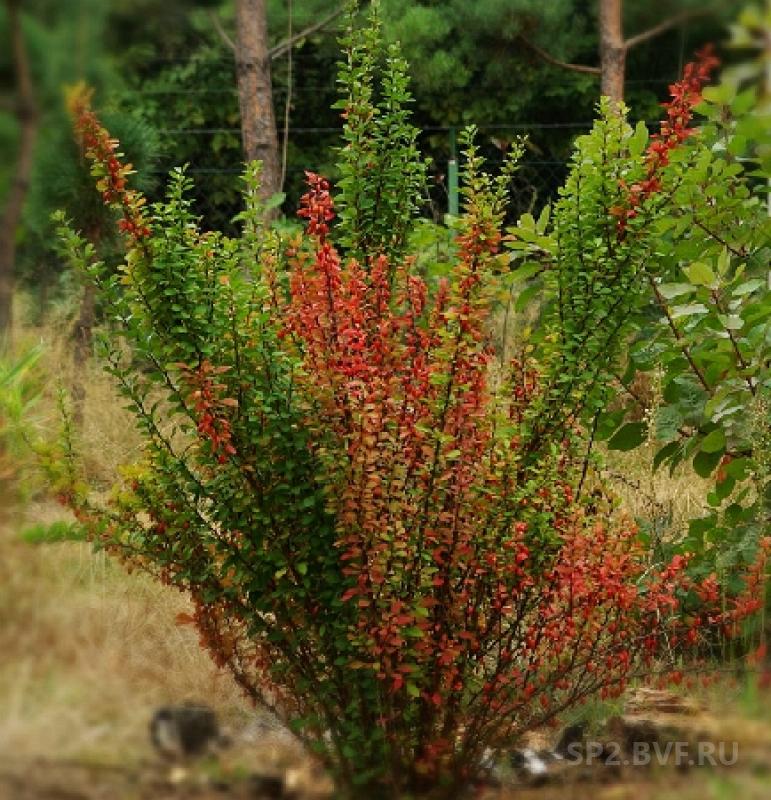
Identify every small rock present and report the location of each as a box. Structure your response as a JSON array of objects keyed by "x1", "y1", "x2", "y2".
[
  {"x1": 555, "y1": 723, "x2": 586, "y2": 759},
  {"x1": 168, "y1": 765, "x2": 189, "y2": 784},
  {"x1": 608, "y1": 715, "x2": 661, "y2": 755},
  {"x1": 247, "y1": 773, "x2": 285, "y2": 799},
  {"x1": 624, "y1": 688, "x2": 701, "y2": 716},
  {"x1": 508, "y1": 747, "x2": 560, "y2": 785},
  {"x1": 150, "y1": 702, "x2": 223, "y2": 760}
]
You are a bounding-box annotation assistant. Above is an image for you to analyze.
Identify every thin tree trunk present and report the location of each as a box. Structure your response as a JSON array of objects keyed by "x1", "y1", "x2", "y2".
[
  {"x1": 599, "y1": 0, "x2": 626, "y2": 103},
  {"x1": 234, "y1": 0, "x2": 281, "y2": 200},
  {"x1": 0, "y1": 0, "x2": 38, "y2": 342},
  {"x1": 520, "y1": 1, "x2": 711, "y2": 105}
]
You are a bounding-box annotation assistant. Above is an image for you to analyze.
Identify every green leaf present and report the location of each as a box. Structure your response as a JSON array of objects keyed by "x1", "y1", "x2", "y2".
[
  {"x1": 693, "y1": 449, "x2": 722, "y2": 478},
  {"x1": 629, "y1": 120, "x2": 649, "y2": 157},
  {"x1": 658, "y1": 283, "x2": 695, "y2": 300},
  {"x1": 733, "y1": 279, "x2": 764, "y2": 297},
  {"x1": 263, "y1": 191, "x2": 287, "y2": 210},
  {"x1": 671, "y1": 303, "x2": 709, "y2": 319},
  {"x1": 595, "y1": 409, "x2": 626, "y2": 442},
  {"x1": 726, "y1": 458, "x2": 751, "y2": 481},
  {"x1": 607, "y1": 422, "x2": 647, "y2": 452},
  {"x1": 718, "y1": 314, "x2": 743, "y2": 331},
  {"x1": 514, "y1": 283, "x2": 540, "y2": 312},
  {"x1": 653, "y1": 441, "x2": 682, "y2": 472},
  {"x1": 509, "y1": 261, "x2": 543, "y2": 282},
  {"x1": 685, "y1": 261, "x2": 716, "y2": 287},
  {"x1": 713, "y1": 474, "x2": 736, "y2": 504},
  {"x1": 700, "y1": 429, "x2": 726, "y2": 453}
]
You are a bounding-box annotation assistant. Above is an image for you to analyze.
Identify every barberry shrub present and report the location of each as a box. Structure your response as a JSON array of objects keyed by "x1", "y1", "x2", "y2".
[{"x1": 54, "y1": 13, "x2": 753, "y2": 800}]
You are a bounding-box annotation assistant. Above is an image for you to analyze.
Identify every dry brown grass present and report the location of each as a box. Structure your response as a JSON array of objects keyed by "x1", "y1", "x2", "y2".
[
  {"x1": 603, "y1": 445, "x2": 710, "y2": 542},
  {"x1": 0, "y1": 498, "x2": 248, "y2": 765},
  {"x1": 1, "y1": 306, "x2": 249, "y2": 766}
]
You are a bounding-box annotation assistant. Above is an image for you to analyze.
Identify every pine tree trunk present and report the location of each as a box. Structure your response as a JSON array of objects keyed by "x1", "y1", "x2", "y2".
[
  {"x1": 234, "y1": 0, "x2": 281, "y2": 200},
  {"x1": 0, "y1": 0, "x2": 38, "y2": 342},
  {"x1": 599, "y1": 0, "x2": 626, "y2": 103}
]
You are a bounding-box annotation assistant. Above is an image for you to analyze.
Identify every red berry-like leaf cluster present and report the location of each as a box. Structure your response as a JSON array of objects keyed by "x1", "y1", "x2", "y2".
[
  {"x1": 264, "y1": 168, "x2": 760, "y2": 776},
  {"x1": 67, "y1": 86, "x2": 151, "y2": 241},
  {"x1": 178, "y1": 360, "x2": 238, "y2": 464},
  {"x1": 615, "y1": 46, "x2": 720, "y2": 234}
]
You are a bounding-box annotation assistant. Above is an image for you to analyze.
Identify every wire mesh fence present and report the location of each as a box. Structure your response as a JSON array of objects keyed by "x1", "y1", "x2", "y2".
[
  {"x1": 146, "y1": 122, "x2": 580, "y2": 231},
  {"x1": 134, "y1": 51, "x2": 679, "y2": 230}
]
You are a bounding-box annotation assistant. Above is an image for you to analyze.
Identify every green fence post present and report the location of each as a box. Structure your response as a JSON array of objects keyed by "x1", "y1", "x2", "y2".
[{"x1": 448, "y1": 126, "x2": 459, "y2": 217}]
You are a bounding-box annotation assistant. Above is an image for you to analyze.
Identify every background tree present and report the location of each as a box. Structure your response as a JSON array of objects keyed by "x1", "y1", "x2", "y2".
[
  {"x1": 234, "y1": 0, "x2": 281, "y2": 198},
  {"x1": 0, "y1": 0, "x2": 38, "y2": 340},
  {"x1": 377, "y1": 0, "x2": 725, "y2": 216},
  {"x1": 520, "y1": 0, "x2": 725, "y2": 102},
  {"x1": 0, "y1": 0, "x2": 733, "y2": 324}
]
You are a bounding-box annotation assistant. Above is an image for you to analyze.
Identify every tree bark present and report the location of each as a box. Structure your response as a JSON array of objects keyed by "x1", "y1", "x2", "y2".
[
  {"x1": 599, "y1": 0, "x2": 626, "y2": 103},
  {"x1": 521, "y1": 1, "x2": 714, "y2": 105},
  {"x1": 234, "y1": 0, "x2": 281, "y2": 200},
  {"x1": 0, "y1": 0, "x2": 38, "y2": 342}
]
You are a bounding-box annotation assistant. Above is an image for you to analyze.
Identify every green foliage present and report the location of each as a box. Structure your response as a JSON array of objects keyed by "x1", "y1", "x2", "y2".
[
  {"x1": 507, "y1": 100, "x2": 657, "y2": 463},
  {"x1": 507, "y1": 41, "x2": 770, "y2": 584},
  {"x1": 24, "y1": 106, "x2": 158, "y2": 294},
  {"x1": 605, "y1": 18, "x2": 771, "y2": 581},
  {"x1": 380, "y1": 0, "x2": 597, "y2": 125},
  {"x1": 123, "y1": 42, "x2": 242, "y2": 232},
  {"x1": 54, "y1": 150, "x2": 371, "y2": 796},
  {"x1": 20, "y1": 519, "x2": 87, "y2": 544},
  {"x1": 0, "y1": 347, "x2": 42, "y2": 491},
  {"x1": 52, "y1": 10, "x2": 721, "y2": 797},
  {"x1": 334, "y1": 0, "x2": 428, "y2": 262},
  {"x1": 0, "y1": 347, "x2": 41, "y2": 442},
  {"x1": 45, "y1": 5, "x2": 770, "y2": 795},
  {"x1": 623, "y1": 116, "x2": 770, "y2": 579}
]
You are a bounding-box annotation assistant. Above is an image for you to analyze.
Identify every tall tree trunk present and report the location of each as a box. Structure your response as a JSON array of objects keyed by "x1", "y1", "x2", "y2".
[
  {"x1": 599, "y1": 0, "x2": 626, "y2": 103},
  {"x1": 0, "y1": 0, "x2": 38, "y2": 342},
  {"x1": 235, "y1": 0, "x2": 281, "y2": 200}
]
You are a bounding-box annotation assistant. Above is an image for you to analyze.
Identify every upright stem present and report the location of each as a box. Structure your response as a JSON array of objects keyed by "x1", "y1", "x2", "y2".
[{"x1": 72, "y1": 278, "x2": 96, "y2": 426}]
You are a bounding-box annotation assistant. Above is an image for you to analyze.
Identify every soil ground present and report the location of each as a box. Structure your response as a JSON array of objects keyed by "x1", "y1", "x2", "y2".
[{"x1": 1, "y1": 759, "x2": 771, "y2": 800}]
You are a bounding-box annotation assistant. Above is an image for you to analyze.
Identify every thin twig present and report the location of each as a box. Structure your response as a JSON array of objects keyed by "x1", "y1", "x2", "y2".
[
  {"x1": 625, "y1": 8, "x2": 714, "y2": 51},
  {"x1": 649, "y1": 276, "x2": 712, "y2": 394},
  {"x1": 517, "y1": 34, "x2": 601, "y2": 76},
  {"x1": 210, "y1": 6, "x2": 344, "y2": 61},
  {"x1": 692, "y1": 216, "x2": 748, "y2": 259},
  {"x1": 209, "y1": 10, "x2": 235, "y2": 52},
  {"x1": 280, "y1": 0, "x2": 293, "y2": 191},
  {"x1": 269, "y1": 7, "x2": 345, "y2": 60}
]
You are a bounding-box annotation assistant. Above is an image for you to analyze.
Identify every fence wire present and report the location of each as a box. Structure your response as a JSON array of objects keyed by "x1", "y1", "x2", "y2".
[
  {"x1": 147, "y1": 124, "x2": 581, "y2": 231},
  {"x1": 135, "y1": 54, "x2": 676, "y2": 230}
]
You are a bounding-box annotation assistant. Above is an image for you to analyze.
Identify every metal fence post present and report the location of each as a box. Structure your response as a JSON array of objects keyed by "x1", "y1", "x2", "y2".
[{"x1": 448, "y1": 126, "x2": 459, "y2": 216}]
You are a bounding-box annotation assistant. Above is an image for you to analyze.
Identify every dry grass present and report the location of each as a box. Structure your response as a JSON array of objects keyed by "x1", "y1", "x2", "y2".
[
  {"x1": 0, "y1": 498, "x2": 248, "y2": 765},
  {"x1": 603, "y1": 445, "x2": 710, "y2": 542},
  {"x1": 1, "y1": 306, "x2": 249, "y2": 766}
]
